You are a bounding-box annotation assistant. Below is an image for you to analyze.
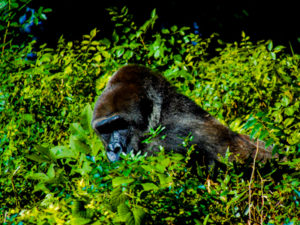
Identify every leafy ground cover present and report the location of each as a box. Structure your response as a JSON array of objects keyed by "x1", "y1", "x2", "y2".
[{"x1": 1, "y1": 4, "x2": 299, "y2": 225}]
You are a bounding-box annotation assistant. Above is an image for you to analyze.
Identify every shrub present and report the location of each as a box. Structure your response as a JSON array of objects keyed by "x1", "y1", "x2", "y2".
[{"x1": 1, "y1": 4, "x2": 299, "y2": 225}]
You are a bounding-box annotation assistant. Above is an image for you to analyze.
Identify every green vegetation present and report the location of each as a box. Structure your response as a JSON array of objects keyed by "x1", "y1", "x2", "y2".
[{"x1": 1, "y1": 3, "x2": 299, "y2": 225}]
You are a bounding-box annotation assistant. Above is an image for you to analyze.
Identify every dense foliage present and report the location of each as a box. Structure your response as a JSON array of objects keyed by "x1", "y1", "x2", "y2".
[{"x1": 1, "y1": 3, "x2": 299, "y2": 225}]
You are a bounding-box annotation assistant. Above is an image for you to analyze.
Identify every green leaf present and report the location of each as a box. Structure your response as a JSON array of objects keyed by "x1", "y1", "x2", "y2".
[
  {"x1": 273, "y1": 45, "x2": 285, "y2": 52},
  {"x1": 88, "y1": 46, "x2": 96, "y2": 51},
  {"x1": 43, "y1": 8, "x2": 52, "y2": 13},
  {"x1": 26, "y1": 154, "x2": 51, "y2": 163},
  {"x1": 265, "y1": 138, "x2": 274, "y2": 148},
  {"x1": 40, "y1": 13, "x2": 47, "y2": 20},
  {"x1": 10, "y1": 2, "x2": 19, "y2": 8},
  {"x1": 136, "y1": 30, "x2": 142, "y2": 38},
  {"x1": 90, "y1": 221, "x2": 102, "y2": 225},
  {"x1": 151, "y1": 8, "x2": 157, "y2": 18},
  {"x1": 259, "y1": 129, "x2": 269, "y2": 140},
  {"x1": 80, "y1": 104, "x2": 93, "y2": 133},
  {"x1": 70, "y1": 218, "x2": 91, "y2": 225},
  {"x1": 270, "y1": 52, "x2": 276, "y2": 60},
  {"x1": 22, "y1": 113, "x2": 35, "y2": 123},
  {"x1": 64, "y1": 65, "x2": 73, "y2": 74},
  {"x1": 267, "y1": 40, "x2": 273, "y2": 51},
  {"x1": 10, "y1": 22, "x2": 19, "y2": 27},
  {"x1": 47, "y1": 164, "x2": 55, "y2": 179},
  {"x1": 112, "y1": 177, "x2": 135, "y2": 187},
  {"x1": 33, "y1": 183, "x2": 50, "y2": 193},
  {"x1": 117, "y1": 203, "x2": 131, "y2": 221},
  {"x1": 283, "y1": 118, "x2": 294, "y2": 127},
  {"x1": 155, "y1": 164, "x2": 166, "y2": 173},
  {"x1": 81, "y1": 40, "x2": 90, "y2": 45},
  {"x1": 244, "y1": 206, "x2": 250, "y2": 216},
  {"x1": 70, "y1": 136, "x2": 91, "y2": 154},
  {"x1": 194, "y1": 219, "x2": 201, "y2": 225},
  {"x1": 70, "y1": 123, "x2": 88, "y2": 140},
  {"x1": 169, "y1": 36, "x2": 175, "y2": 45},
  {"x1": 158, "y1": 174, "x2": 172, "y2": 187},
  {"x1": 229, "y1": 118, "x2": 243, "y2": 131},
  {"x1": 250, "y1": 123, "x2": 263, "y2": 139},
  {"x1": 287, "y1": 133, "x2": 300, "y2": 145},
  {"x1": 241, "y1": 31, "x2": 246, "y2": 38},
  {"x1": 116, "y1": 48, "x2": 125, "y2": 58},
  {"x1": 124, "y1": 27, "x2": 131, "y2": 33},
  {"x1": 154, "y1": 49, "x2": 161, "y2": 59},
  {"x1": 142, "y1": 183, "x2": 159, "y2": 191},
  {"x1": 273, "y1": 111, "x2": 283, "y2": 123},
  {"x1": 28, "y1": 172, "x2": 49, "y2": 181},
  {"x1": 74, "y1": 161, "x2": 93, "y2": 175},
  {"x1": 162, "y1": 28, "x2": 170, "y2": 34},
  {"x1": 90, "y1": 28, "x2": 97, "y2": 38},
  {"x1": 141, "y1": 165, "x2": 155, "y2": 172},
  {"x1": 203, "y1": 214, "x2": 210, "y2": 225},
  {"x1": 132, "y1": 207, "x2": 145, "y2": 225},
  {"x1": 284, "y1": 107, "x2": 295, "y2": 116},
  {"x1": 112, "y1": 30, "x2": 119, "y2": 43},
  {"x1": 171, "y1": 153, "x2": 185, "y2": 161},
  {"x1": 91, "y1": 41, "x2": 100, "y2": 46},
  {"x1": 281, "y1": 95, "x2": 290, "y2": 106},
  {"x1": 243, "y1": 115, "x2": 257, "y2": 129},
  {"x1": 124, "y1": 50, "x2": 134, "y2": 59},
  {"x1": 50, "y1": 145, "x2": 78, "y2": 159},
  {"x1": 35, "y1": 145, "x2": 52, "y2": 159},
  {"x1": 171, "y1": 25, "x2": 178, "y2": 32},
  {"x1": 100, "y1": 38, "x2": 111, "y2": 47},
  {"x1": 160, "y1": 158, "x2": 170, "y2": 167},
  {"x1": 0, "y1": 1, "x2": 7, "y2": 9}
]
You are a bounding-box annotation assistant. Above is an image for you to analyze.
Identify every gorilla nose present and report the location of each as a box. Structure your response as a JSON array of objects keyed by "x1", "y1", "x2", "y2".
[
  {"x1": 108, "y1": 143, "x2": 123, "y2": 154},
  {"x1": 107, "y1": 143, "x2": 124, "y2": 162}
]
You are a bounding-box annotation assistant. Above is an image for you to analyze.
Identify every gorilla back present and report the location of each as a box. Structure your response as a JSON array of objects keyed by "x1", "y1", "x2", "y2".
[{"x1": 92, "y1": 65, "x2": 272, "y2": 164}]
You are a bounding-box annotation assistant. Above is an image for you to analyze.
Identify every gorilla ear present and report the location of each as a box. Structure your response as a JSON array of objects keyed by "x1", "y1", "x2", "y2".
[{"x1": 94, "y1": 115, "x2": 128, "y2": 134}]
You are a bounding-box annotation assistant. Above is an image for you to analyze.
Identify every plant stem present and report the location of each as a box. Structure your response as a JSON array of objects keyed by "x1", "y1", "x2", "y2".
[{"x1": 248, "y1": 140, "x2": 259, "y2": 225}]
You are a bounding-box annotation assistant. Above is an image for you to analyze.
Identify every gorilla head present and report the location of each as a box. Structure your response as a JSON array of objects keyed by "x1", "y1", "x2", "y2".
[{"x1": 92, "y1": 65, "x2": 272, "y2": 164}]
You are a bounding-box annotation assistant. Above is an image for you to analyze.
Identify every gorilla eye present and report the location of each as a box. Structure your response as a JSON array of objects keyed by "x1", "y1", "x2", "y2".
[{"x1": 95, "y1": 115, "x2": 128, "y2": 134}]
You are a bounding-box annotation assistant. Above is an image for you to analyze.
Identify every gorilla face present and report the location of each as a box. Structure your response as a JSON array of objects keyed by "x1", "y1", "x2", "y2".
[
  {"x1": 92, "y1": 65, "x2": 159, "y2": 162},
  {"x1": 93, "y1": 115, "x2": 133, "y2": 162}
]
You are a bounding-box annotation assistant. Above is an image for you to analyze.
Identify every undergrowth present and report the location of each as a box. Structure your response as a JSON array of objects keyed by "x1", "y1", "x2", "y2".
[{"x1": 1, "y1": 3, "x2": 299, "y2": 225}]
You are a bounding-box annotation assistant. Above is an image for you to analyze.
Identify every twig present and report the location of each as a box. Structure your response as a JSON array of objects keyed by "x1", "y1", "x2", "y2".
[
  {"x1": 3, "y1": 211, "x2": 8, "y2": 223},
  {"x1": 11, "y1": 165, "x2": 21, "y2": 208},
  {"x1": 257, "y1": 171, "x2": 265, "y2": 225},
  {"x1": 248, "y1": 140, "x2": 259, "y2": 225}
]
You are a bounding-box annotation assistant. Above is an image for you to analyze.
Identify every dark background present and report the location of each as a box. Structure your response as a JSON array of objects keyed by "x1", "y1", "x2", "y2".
[{"x1": 31, "y1": 0, "x2": 300, "y2": 53}]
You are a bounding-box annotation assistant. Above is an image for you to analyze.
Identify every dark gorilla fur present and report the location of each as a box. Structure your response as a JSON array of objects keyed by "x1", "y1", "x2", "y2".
[{"x1": 92, "y1": 65, "x2": 272, "y2": 165}]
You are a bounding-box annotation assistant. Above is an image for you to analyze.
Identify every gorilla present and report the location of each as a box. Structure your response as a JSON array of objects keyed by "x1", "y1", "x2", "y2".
[{"x1": 92, "y1": 65, "x2": 272, "y2": 165}]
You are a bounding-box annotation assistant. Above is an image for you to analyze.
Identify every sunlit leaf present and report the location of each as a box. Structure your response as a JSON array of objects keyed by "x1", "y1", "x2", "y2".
[
  {"x1": 46, "y1": 164, "x2": 55, "y2": 179},
  {"x1": 142, "y1": 183, "x2": 159, "y2": 191},
  {"x1": 267, "y1": 41, "x2": 273, "y2": 51},
  {"x1": 90, "y1": 28, "x2": 97, "y2": 38},
  {"x1": 112, "y1": 177, "x2": 135, "y2": 187},
  {"x1": 132, "y1": 207, "x2": 145, "y2": 224},
  {"x1": 117, "y1": 203, "x2": 131, "y2": 221},
  {"x1": 50, "y1": 146, "x2": 78, "y2": 159}
]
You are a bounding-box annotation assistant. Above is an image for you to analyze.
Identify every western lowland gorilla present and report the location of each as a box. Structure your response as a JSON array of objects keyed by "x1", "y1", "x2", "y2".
[{"x1": 92, "y1": 65, "x2": 272, "y2": 166}]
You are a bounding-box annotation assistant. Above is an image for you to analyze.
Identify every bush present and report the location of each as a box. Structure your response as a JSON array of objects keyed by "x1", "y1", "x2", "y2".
[{"x1": 1, "y1": 4, "x2": 299, "y2": 225}]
